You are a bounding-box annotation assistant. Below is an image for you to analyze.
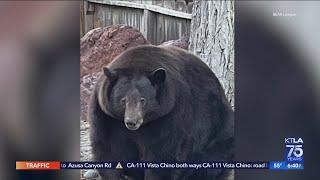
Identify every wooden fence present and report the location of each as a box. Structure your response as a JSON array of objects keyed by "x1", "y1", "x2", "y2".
[{"x1": 81, "y1": 0, "x2": 192, "y2": 44}]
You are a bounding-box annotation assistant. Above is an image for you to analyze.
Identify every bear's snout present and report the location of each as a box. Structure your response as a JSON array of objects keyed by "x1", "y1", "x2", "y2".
[
  {"x1": 125, "y1": 121, "x2": 137, "y2": 129},
  {"x1": 124, "y1": 118, "x2": 142, "y2": 130},
  {"x1": 124, "y1": 96, "x2": 144, "y2": 130}
]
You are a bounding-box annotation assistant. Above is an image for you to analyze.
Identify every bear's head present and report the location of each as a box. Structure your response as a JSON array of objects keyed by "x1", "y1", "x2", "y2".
[{"x1": 98, "y1": 67, "x2": 167, "y2": 130}]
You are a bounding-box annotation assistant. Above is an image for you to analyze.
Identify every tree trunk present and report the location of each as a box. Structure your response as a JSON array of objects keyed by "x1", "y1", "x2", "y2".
[{"x1": 189, "y1": 0, "x2": 234, "y2": 108}]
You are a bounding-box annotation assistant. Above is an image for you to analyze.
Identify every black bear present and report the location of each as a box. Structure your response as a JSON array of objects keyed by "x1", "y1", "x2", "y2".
[{"x1": 88, "y1": 45, "x2": 234, "y2": 180}]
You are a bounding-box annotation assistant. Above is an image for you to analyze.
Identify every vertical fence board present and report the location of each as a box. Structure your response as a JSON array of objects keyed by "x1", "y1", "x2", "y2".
[
  {"x1": 153, "y1": 0, "x2": 164, "y2": 7},
  {"x1": 156, "y1": 14, "x2": 165, "y2": 44}
]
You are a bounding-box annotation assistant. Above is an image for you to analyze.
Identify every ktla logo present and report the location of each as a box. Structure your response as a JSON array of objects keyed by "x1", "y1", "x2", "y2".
[
  {"x1": 286, "y1": 145, "x2": 303, "y2": 157},
  {"x1": 285, "y1": 138, "x2": 303, "y2": 162}
]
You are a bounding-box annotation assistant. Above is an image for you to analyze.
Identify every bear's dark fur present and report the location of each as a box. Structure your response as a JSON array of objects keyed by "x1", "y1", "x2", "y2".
[{"x1": 88, "y1": 45, "x2": 234, "y2": 180}]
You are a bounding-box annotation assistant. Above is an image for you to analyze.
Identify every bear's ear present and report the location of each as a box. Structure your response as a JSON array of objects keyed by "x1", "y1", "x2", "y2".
[
  {"x1": 103, "y1": 67, "x2": 117, "y2": 81},
  {"x1": 149, "y1": 68, "x2": 166, "y2": 85}
]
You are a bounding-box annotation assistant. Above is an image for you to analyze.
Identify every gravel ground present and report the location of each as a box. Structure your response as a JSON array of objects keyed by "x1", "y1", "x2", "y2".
[
  {"x1": 80, "y1": 119, "x2": 92, "y2": 179},
  {"x1": 80, "y1": 73, "x2": 99, "y2": 162},
  {"x1": 81, "y1": 118, "x2": 102, "y2": 179},
  {"x1": 80, "y1": 119, "x2": 92, "y2": 161}
]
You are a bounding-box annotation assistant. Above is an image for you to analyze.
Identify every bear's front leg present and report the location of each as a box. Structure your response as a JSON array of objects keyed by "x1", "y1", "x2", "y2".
[
  {"x1": 144, "y1": 169, "x2": 165, "y2": 180},
  {"x1": 98, "y1": 169, "x2": 127, "y2": 180},
  {"x1": 145, "y1": 169, "x2": 190, "y2": 180}
]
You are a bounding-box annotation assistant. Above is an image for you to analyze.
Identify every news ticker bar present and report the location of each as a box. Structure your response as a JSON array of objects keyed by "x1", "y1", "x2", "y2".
[{"x1": 16, "y1": 161, "x2": 303, "y2": 170}]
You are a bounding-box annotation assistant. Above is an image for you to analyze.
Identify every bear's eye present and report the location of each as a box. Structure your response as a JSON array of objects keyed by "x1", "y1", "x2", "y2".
[
  {"x1": 120, "y1": 98, "x2": 126, "y2": 107},
  {"x1": 140, "y1": 98, "x2": 146, "y2": 106}
]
